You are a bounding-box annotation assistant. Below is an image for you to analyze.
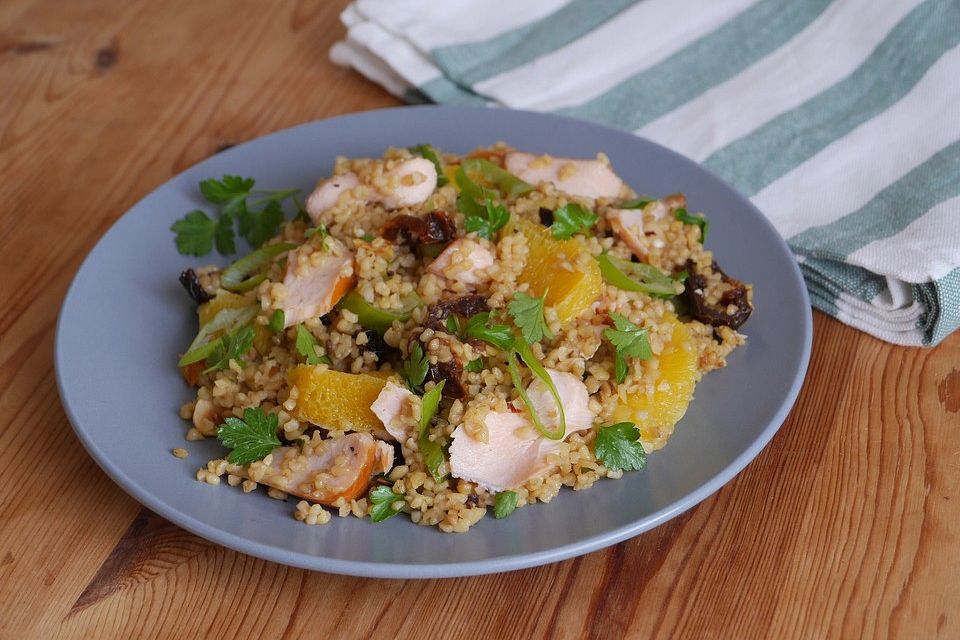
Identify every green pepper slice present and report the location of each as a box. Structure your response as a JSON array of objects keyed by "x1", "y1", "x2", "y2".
[
  {"x1": 597, "y1": 254, "x2": 685, "y2": 299},
  {"x1": 221, "y1": 242, "x2": 297, "y2": 292},
  {"x1": 338, "y1": 289, "x2": 423, "y2": 333}
]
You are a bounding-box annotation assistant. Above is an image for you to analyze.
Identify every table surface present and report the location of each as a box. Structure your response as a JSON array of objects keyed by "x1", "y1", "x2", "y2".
[{"x1": 2, "y1": 1, "x2": 958, "y2": 638}]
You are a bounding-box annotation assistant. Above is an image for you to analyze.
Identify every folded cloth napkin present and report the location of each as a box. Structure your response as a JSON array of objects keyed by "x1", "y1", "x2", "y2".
[{"x1": 331, "y1": 0, "x2": 960, "y2": 346}]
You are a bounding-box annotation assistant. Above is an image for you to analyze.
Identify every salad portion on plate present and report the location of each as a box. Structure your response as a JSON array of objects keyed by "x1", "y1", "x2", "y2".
[{"x1": 171, "y1": 143, "x2": 753, "y2": 533}]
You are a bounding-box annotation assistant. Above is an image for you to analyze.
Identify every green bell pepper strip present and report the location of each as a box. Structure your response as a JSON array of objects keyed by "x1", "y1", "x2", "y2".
[
  {"x1": 338, "y1": 289, "x2": 423, "y2": 333},
  {"x1": 178, "y1": 304, "x2": 259, "y2": 366},
  {"x1": 409, "y1": 144, "x2": 448, "y2": 187},
  {"x1": 615, "y1": 196, "x2": 655, "y2": 209},
  {"x1": 459, "y1": 158, "x2": 533, "y2": 199},
  {"x1": 596, "y1": 254, "x2": 685, "y2": 299},
  {"x1": 220, "y1": 242, "x2": 297, "y2": 292}
]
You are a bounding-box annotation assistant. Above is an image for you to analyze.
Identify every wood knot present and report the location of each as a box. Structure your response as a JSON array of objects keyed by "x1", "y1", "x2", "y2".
[
  {"x1": 938, "y1": 369, "x2": 960, "y2": 413},
  {"x1": 95, "y1": 43, "x2": 118, "y2": 70}
]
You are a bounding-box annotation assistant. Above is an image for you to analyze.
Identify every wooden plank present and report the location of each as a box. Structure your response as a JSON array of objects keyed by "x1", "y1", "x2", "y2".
[{"x1": 1, "y1": 0, "x2": 958, "y2": 638}]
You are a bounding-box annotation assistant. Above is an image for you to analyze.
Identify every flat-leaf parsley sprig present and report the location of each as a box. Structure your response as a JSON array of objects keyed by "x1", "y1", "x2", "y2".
[
  {"x1": 604, "y1": 313, "x2": 653, "y2": 384},
  {"x1": 171, "y1": 174, "x2": 300, "y2": 257},
  {"x1": 216, "y1": 407, "x2": 281, "y2": 465}
]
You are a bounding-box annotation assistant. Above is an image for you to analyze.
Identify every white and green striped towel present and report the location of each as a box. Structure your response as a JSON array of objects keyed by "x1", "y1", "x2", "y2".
[{"x1": 330, "y1": 0, "x2": 960, "y2": 346}]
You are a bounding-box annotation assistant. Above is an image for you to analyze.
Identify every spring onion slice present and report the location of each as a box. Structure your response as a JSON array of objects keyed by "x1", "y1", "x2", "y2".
[
  {"x1": 597, "y1": 254, "x2": 684, "y2": 299},
  {"x1": 220, "y1": 242, "x2": 297, "y2": 292},
  {"x1": 418, "y1": 380, "x2": 447, "y2": 483},
  {"x1": 178, "y1": 304, "x2": 259, "y2": 366},
  {"x1": 508, "y1": 340, "x2": 566, "y2": 441}
]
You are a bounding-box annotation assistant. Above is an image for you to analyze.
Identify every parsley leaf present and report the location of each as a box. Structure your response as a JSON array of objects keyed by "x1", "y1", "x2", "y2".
[
  {"x1": 240, "y1": 199, "x2": 286, "y2": 248},
  {"x1": 604, "y1": 313, "x2": 652, "y2": 384},
  {"x1": 494, "y1": 490, "x2": 518, "y2": 519},
  {"x1": 549, "y1": 203, "x2": 599, "y2": 239},
  {"x1": 465, "y1": 357, "x2": 484, "y2": 373},
  {"x1": 507, "y1": 291, "x2": 554, "y2": 344},
  {"x1": 369, "y1": 485, "x2": 405, "y2": 523},
  {"x1": 200, "y1": 175, "x2": 255, "y2": 217},
  {"x1": 419, "y1": 380, "x2": 447, "y2": 483},
  {"x1": 409, "y1": 144, "x2": 448, "y2": 187},
  {"x1": 295, "y1": 324, "x2": 330, "y2": 365},
  {"x1": 216, "y1": 407, "x2": 281, "y2": 465},
  {"x1": 465, "y1": 312, "x2": 515, "y2": 351},
  {"x1": 462, "y1": 194, "x2": 510, "y2": 240},
  {"x1": 204, "y1": 325, "x2": 255, "y2": 373},
  {"x1": 403, "y1": 342, "x2": 429, "y2": 392},
  {"x1": 268, "y1": 309, "x2": 285, "y2": 333},
  {"x1": 170, "y1": 210, "x2": 217, "y2": 256},
  {"x1": 674, "y1": 207, "x2": 710, "y2": 242},
  {"x1": 594, "y1": 422, "x2": 647, "y2": 472},
  {"x1": 214, "y1": 213, "x2": 236, "y2": 255}
]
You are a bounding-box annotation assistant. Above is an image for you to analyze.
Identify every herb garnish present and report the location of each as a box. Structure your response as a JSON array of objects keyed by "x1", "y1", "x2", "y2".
[
  {"x1": 465, "y1": 357, "x2": 484, "y2": 373},
  {"x1": 204, "y1": 325, "x2": 255, "y2": 373},
  {"x1": 295, "y1": 325, "x2": 330, "y2": 365},
  {"x1": 462, "y1": 194, "x2": 510, "y2": 241},
  {"x1": 674, "y1": 207, "x2": 710, "y2": 242},
  {"x1": 604, "y1": 313, "x2": 653, "y2": 384},
  {"x1": 465, "y1": 312, "x2": 515, "y2": 351},
  {"x1": 507, "y1": 291, "x2": 553, "y2": 344},
  {"x1": 494, "y1": 491, "x2": 518, "y2": 519},
  {"x1": 403, "y1": 342, "x2": 429, "y2": 392},
  {"x1": 594, "y1": 422, "x2": 647, "y2": 471},
  {"x1": 216, "y1": 407, "x2": 281, "y2": 465},
  {"x1": 368, "y1": 485, "x2": 405, "y2": 523},
  {"x1": 549, "y1": 203, "x2": 599, "y2": 240},
  {"x1": 170, "y1": 175, "x2": 299, "y2": 257}
]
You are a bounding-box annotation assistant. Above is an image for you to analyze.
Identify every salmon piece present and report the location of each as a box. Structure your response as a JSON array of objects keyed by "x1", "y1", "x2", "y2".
[
  {"x1": 371, "y1": 380, "x2": 418, "y2": 441},
  {"x1": 505, "y1": 152, "x2": 624, "y2": 200},
  {"x1": 304, "y1": 158, "x2": 438, "y2": 223},
  {"x1": 427, "y1": 238, "x2": 496, "y2": 286},
  {"x1": 606, "y1": 200, "x2": 669, "y2": 259},
  {"x1": 448, "y1": 369, "x2": 596, "y2": 492},
  {"x1": 236, "y1": 432, "x2": 390, "y2": 505},
  {"x1": 305, "y1": 173, "x2": 360, "y2": 224},
  {"x1": 278, "y1": 249, "x2": 355, "y2": 328}
]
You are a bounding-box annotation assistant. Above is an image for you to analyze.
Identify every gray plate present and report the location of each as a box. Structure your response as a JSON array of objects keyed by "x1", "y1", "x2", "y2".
[{"x1": 55, "y1": 106, "x2": 811, "y2": 578}]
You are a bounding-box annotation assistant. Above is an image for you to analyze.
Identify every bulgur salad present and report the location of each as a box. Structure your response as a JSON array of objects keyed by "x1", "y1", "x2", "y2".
[{"x1": 170, "y1": 144, "x2": 752, "y2": 533}]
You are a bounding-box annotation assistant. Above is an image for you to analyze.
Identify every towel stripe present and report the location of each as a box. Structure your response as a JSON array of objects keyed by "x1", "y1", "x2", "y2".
[
  {"x1": 417, "y1": 77, "x2": 489, "y2": 105},
  {"x1": 556, "y1": 0, "x2": 832, "y2": 129},
  {"x1": 848, "y1": 195, "x2": 960, "y2": 283},
  {"x1": 751, "y1": 43, "x2": 960, "y2": 239},
  {"x1": 637, "y1": 0, "x2": 924, "y2": 161},
  {"x1": 703, "y1": 0, "x2": 960, "y2": 196},
  {"x1": 432, "y1": 0, "x2": 635, "y2": 86},
  {"x1": 789, "y1": 139, "x2": 960, "y2": 262}
]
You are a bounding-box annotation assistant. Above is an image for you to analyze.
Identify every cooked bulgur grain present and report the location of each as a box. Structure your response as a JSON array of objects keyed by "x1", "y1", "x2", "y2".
[{"x1": 175, "y1": 145, "x2": 752, "y2": 532}]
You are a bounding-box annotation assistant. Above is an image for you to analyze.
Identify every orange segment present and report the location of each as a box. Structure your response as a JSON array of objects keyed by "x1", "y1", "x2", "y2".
[
  {"x1": 612, "y1": 318, "x2": 698, "y2": 451},
  {"x1": 288, "y1": 365, "x2": 389, "y2": 432},
  {"x1": 504, "y1": 216, "x2": 602, "y2": 324}
]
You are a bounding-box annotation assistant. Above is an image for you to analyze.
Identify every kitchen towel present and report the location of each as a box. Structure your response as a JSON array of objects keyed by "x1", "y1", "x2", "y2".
[{"x1": 330, "y1": 0, "x2": 960, "y2": 346}]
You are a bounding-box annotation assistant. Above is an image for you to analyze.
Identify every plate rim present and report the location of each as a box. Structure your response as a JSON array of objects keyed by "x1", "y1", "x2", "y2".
[{"x1": 55, "y1": 104, "x2": 812, "y2": 578}]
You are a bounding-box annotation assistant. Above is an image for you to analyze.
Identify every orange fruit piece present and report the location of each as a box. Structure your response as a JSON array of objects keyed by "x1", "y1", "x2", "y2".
[
  {"x1": 288, "y1": 365, "x2": 390, "y2": 432},
  {"x1": 612, "y1": 318, "x2": 698, "y2": 451},
  {"x1": 504, "y1": 216, "x2": 602, "y2": 324}
]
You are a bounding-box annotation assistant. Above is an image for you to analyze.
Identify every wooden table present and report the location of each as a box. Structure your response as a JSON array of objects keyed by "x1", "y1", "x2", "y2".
[{"x1": 2, "y1": 1, "x2": 958, "y2": 637}]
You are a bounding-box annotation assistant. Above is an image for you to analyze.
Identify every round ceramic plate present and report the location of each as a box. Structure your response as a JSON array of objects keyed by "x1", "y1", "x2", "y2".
[{"x1": 56, "y1": 106, "x2": 811, "y2": 578}]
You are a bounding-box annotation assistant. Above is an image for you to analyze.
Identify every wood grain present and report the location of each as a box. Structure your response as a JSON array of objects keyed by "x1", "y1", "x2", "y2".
[{"x1": 1, "y1": 1, "x2": 958, "y2": 638}]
